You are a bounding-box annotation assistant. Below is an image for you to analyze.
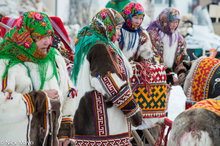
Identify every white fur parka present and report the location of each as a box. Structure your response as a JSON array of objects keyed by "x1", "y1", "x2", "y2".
[{"x1": 0, "y1": 50, "x2": 75, "y2": 146}]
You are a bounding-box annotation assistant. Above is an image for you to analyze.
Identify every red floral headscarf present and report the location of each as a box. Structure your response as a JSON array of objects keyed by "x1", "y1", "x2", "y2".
[{"x1": 121, "y1": 2, "x2": 145, "y2": 31}]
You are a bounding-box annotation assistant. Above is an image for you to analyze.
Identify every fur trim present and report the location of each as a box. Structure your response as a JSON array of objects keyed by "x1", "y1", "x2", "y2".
[
  {"x1": 138, "y1": 42, "x2": 153, "y2": 60},
  {"x1": 138, "y1": 29, "x2": 153, "y2": 60},
  {"x1": 30, "y1": 109, "x2": 60, "y2": 146},
  {"x1": 168, "y1": 108, "x2": 220, "y2": 146},
  {"x1": 58, "y1": 117, "x2": 74, "y2": 139},
  {"x1": 127, "y1": 110, "x2": 142, "y2": 127},
  {"x1": 120, "y1": 29, "x2": 139, "y2": 60},
  {"x1": 28, "y1": 91, "x2": 48, "y2": 113}
]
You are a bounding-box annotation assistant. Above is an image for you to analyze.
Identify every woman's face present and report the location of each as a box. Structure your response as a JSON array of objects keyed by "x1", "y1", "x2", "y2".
[
  {"x1": 169, "y1": 20, "x2": 179, "y2": 33},
  {"x1": 36, "y1": 36, "x2": 52, "y2": 54},
  {"x1": 116, "y1": 24, "x2": 122, "y2": 41},
  {"x1": 131, "y1": 15, "x2": 144, "y2": 30}
]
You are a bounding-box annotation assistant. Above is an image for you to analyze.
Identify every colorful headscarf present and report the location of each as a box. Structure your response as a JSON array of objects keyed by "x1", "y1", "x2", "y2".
[
  {"x1": 147, "y1": 8, "x2": 181, "y2": 47},
  {"x1": 72, "y1": 8, "x2": 124, "y2": 84},
  {"x1": 121, "y1": 2, "x2": 145, "y2": 31},
  {"x1": 0, "y1": 11, "x2": 58, "y2": 89},
  {"x1": 153, "y1": 8, "x2": 180, "y2": 35}
]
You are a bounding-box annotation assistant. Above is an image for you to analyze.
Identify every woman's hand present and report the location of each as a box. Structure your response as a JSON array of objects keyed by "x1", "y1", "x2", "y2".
[
  {"x1": 59, "y1": 140, "x2": 70, "y2": 146},
  {"x1": 44, "y1": 89, "x2": 59, "y2": 99}
]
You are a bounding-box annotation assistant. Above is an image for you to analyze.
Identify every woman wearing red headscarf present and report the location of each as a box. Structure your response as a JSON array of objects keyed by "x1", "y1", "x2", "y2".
[{"x1": 119, "y1": 2, "x2": 153, "y2": 62}]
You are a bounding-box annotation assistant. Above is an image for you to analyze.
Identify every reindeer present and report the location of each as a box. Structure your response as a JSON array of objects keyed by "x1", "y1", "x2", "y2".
[
  {"x1": 168, "y1": 97, "x2": 220, "y2": 146},
  {"x1": 167, "y1": 54, "x2": 220, "y2": 146}
]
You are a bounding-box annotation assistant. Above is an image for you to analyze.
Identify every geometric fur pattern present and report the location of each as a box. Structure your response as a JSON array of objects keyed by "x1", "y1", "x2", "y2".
[
  {"x1": 74, "y1": 133, "x2": 131, "y2": 146},
  {"x1": 93, "y1": 91, "x2": 109, "y2": 136},
  {"x1": 185, "y1": 57, "x2": 220, "y2": 102},
  {"x1": 131, "y1": 64, "x2": 167, "y2": 118},
  {"x1": 190, "y1": 98, "x2": 220, "y2": 117}
]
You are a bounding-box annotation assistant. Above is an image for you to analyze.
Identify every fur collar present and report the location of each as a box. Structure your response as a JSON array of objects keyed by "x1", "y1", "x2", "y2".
[{"x1": 120, "y1": 28, "x2": 139, "y2": 59}]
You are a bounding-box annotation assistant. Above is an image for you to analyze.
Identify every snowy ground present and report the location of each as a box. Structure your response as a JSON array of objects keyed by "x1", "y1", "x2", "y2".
[
  {"x1": 167, "y1": 85, "x2": 186, "y2": 121},
  {"x1": 164, "y1": 85, "x2": 186, "y2": 142}
]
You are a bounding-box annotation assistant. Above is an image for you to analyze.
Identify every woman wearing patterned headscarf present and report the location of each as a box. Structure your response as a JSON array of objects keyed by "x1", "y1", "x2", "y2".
[
  {"x1": 119, "y1": 4, "x2": 171, "y2": 143},
  {"x1": 119, "y1": 2, "x2": 153, "y2": 62},
  {"x1": 71, "y1": 8, "x2": 143, "y2": 145},
  {"x1": 0, "y1": 11, "x2": 76, "y2": 145},
  {"x1": 147, "y1": 8, "x2": 189, "y2": 85}
]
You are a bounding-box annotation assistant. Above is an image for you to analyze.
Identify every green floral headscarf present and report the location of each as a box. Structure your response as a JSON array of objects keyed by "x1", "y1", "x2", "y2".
[
  {"x1": 72, "y1": 8, "x2": 124, "y2": 84},
  {"x1": 0, "y1": 11, "x2": 58, "y2": 89}
]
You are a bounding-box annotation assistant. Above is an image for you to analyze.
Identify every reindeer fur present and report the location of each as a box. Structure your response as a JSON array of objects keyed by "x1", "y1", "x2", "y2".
[{"x1": 168, "y1": 108, "x2": 220, "y2": 146}]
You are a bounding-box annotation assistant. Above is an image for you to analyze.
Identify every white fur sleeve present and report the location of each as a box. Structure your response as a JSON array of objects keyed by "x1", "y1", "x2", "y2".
[
  {"x1": 54, "y1": 53, "x2": 76, "y2": 117},
  {"x1": 0, "y1": 60, "x2": 30, "y2": 121},
  {"x1": 138, "y1": 30, "x2": 153, "y2": 60},
  {"x1": 0, "y1": 91, "x2": 28, "y2": 121}
]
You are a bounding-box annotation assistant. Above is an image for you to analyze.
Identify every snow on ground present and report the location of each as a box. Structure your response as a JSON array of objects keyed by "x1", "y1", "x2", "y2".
[
  {"x1": 167, "y1": 85, "x2": 186, "y2": 121},
  {"x1": 165, "y1": 85, "x2": 186, "y2": 141}
]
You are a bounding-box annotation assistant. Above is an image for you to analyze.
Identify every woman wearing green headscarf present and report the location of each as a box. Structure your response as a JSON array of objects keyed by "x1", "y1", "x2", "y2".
[
  {"x1": 71, "y1": 8, "x2": 143, "y2": 145},
  {"x1": 0, "y1": 11, "x2": 76, "y2": 145}
]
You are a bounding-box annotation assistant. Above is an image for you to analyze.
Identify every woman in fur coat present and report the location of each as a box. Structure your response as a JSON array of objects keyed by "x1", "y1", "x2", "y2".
[
  {"x1": 147, "y1": 8, "x2": 189, "y2": 85},
  {"x1": 71, "y1": 8, "x2": 143, "y2": 145},
  {"x1": 118, "y1": 3, "x2": 173, "y2": 143},
  {"x1": 0, "y1": 11, "x2": 75, "y2": 146}
]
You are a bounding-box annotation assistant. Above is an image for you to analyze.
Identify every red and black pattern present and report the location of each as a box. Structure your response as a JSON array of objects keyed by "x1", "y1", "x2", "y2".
[
  {"x1": 96, "y1": 72, "x2": 119, "y2": 98},
  {"x1": 111, "y1": 86, "x2": 140, "y2": 118},
  {"x1": 93, "y1": 91, "x2": 109, "y2": 136},
  {"x1": 97, "y1": 72, "x2": 140, "y2": 118},
  {"x1": 74, "y1": 133, "x2": 131, "y2": 146}
]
